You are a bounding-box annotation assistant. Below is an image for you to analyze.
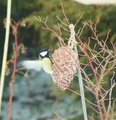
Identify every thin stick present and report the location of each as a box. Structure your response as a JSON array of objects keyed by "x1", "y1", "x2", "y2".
[
  {"x1": 69, "y1": 24, "x2": 88, "y2": 120},
  {"x1": 107, "y1": 72, "x2": 116, "y2": 119},
  {"x1": 54, "y1": 112, "x2": 65, "y2": 120},
  {"x1": 60, "y1": 0, "x2": 69, "y2": 24},
  {"x1": 0, "y1": 0, "x2": 12, "y2": 114}
]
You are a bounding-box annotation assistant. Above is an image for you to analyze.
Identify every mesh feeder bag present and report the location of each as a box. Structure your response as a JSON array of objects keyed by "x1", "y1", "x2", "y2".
[{"x1": 52, "y1": 46, "x2": 78, "y2": 91}]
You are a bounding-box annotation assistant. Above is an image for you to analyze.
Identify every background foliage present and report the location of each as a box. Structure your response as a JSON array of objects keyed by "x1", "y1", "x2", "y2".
[{"x1": 0, "y1": 0, "x2": 116, "y2": 119}]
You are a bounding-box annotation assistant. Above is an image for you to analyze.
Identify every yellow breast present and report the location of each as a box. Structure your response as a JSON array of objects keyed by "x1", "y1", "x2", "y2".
[{"x1": 41, "y1": 58, "x2": 52, "y2": 74}]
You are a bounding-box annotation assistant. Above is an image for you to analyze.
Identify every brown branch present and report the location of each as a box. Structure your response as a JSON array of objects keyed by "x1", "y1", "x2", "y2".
[
  {"x1": 76, "y1": 35, "x2": 104, "y2": 119},
  {"x1": 34, "y1": 16, "x2": 66, "y2": 46},
  {"x1": 60, "y1": 0, "x2": 69, "y2": 25},
  {"x1": 8, "y1": 20, "x2": 20, "y2": 120}
]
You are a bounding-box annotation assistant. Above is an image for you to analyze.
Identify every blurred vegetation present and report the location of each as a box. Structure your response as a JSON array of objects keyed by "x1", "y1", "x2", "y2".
[{"x1": 0, "y1": 0, "x2": 116, "y2": 120}]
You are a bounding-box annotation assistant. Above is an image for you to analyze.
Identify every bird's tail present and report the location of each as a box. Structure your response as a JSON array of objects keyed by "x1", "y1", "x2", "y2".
[{"x1": 50, "y1": 72, "x2": 56, "y2": 83}]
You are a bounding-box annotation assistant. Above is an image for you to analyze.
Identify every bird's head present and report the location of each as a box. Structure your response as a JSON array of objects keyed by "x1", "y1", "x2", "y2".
[{"x1": 39, "y1": 48, "x2": 50, "y2": 59}]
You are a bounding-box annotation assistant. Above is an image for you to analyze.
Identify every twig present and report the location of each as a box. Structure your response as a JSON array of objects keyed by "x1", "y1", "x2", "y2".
[
  {"x1": 74, "y1": 12, "x2": 84, "y2": 27},
  {"x1": 56, "y1": 15, "x2": 68, "y2": 27},
  {"x1": 107, "y1": 72, "x2": 116, "y2": 119},
  {"x1": 67, "y1": 88, "x2": 80, "y2": 96},
  {"x1": 54, "y1": 112, "x2": 65, "y2": 120},
  {"x1": 60, "y1": 0, "x2": 69, "y2": 25},
  {"x1": 8, "y1": 21, "x2": 19, "y2": 120},
  {"x1": 76, "y1": 35, "x2": 104, "y2": 120},
  {"x1": 34, "y1": 16, "x2": 65, "y2": 46},
  {"x1": 0, "y1": 0, "x2": 12, "y2": 114}
]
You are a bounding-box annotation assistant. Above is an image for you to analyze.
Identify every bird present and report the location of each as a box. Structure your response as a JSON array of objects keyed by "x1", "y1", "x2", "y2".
[{"x1": 20, "y1": 48, "x2": 56, "y2": 83}]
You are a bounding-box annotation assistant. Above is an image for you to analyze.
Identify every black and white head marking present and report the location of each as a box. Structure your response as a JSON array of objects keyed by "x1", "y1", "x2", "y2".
[{"x1": 39, "y1": 48, "x2": 49, "y2": 58}]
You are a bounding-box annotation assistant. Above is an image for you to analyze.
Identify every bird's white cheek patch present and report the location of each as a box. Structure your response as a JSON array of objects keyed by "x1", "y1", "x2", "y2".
[{"x1": 40, "y1": 51, "x2": 47, "y2": 57}]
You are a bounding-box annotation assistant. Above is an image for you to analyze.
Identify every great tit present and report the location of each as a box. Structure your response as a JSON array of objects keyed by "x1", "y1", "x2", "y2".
[{"x1": 20, "y1": 48, "x2": 56, "y2": 82}]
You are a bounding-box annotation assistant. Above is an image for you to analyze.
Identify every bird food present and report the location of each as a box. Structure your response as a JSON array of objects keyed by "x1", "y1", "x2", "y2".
[{"x1": 52, "y1": 46, "x2": 78, "y2": 90}]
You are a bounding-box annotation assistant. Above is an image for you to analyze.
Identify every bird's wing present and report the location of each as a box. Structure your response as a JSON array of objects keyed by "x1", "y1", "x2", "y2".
[{"x1": 20, "y1": 60, "x2": 42, "y2": 72}]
